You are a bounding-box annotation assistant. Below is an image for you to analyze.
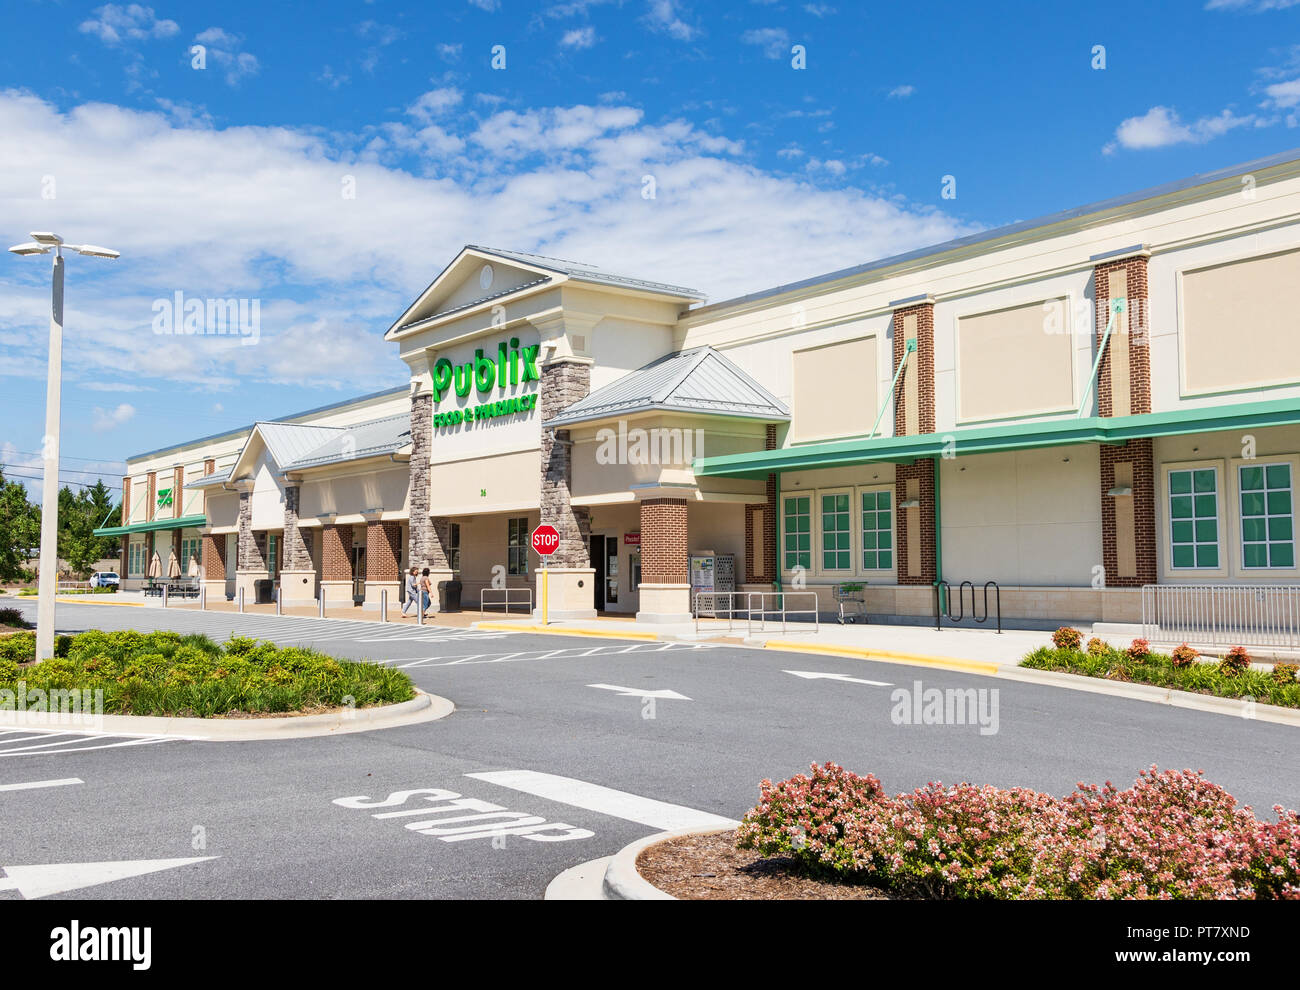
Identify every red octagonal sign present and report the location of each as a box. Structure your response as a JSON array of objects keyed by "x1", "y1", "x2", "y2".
[{"x1": 531, "y1": 524, "x2": 560, "y2": 557}]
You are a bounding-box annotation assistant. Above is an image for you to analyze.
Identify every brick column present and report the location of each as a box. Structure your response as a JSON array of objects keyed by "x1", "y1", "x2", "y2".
[
  {"x1": 891, "y1": 298, "x2": 936, "y2": 437},
  {"x1": 120, "y1": 475, "x2": 131, "y2": 576},
  {"x1": 173, "y1": 465, "x2": 183, "y2": 519},
  {"x1": 146, "y1": 471, "x2": 156, "y2": 522},
  {"x1": 320, "y1": 522, "x2": 352, "y2": 608},
  {"x1": 363, "y1": 517, "x2": 402, "y2": 610},
  {"x1": 200, "y1": 531, "x2": 227, "y2": 599},
  {"x1": 636, "y1": 497, "x2": 691, "y2": 621},
  {"x1": 1094, "y1": 251, "x2": 1156, "y2": 589},
  {"x1": 746, "y1": 423, "x2": 780, "y2": 584},
  {"x1": 895, "y1": 460, "x2": 936, "y2": 586}
]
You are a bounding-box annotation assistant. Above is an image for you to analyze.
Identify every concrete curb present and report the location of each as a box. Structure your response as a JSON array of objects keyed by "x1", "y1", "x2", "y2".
[
  {"x1": 53, "y1": 596, "x2": 145, "y2": 607},
  {"x1": 601, "y1": 826, "x2": 736, "y2": 900},
  {"x1": 474, "y1": 621, "x2": 659, "y2": 642},
  {"x1": 0, "y1": 689, "x2": 454, "y2": 741},
  {"x1": 760, "y1": 639, "x2": 1000, "y2": 676},
  {"x1": 998, "y1": 666, "x2": 1300, "y2": 727},
  {"x1": 544, "y1": 856, "x2": 613, "y2": 900}
]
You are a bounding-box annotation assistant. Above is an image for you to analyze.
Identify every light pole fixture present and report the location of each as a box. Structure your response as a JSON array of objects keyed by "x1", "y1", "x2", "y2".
[{"x1": 8, "y1": 231, "x2": 120, "y2": 661}]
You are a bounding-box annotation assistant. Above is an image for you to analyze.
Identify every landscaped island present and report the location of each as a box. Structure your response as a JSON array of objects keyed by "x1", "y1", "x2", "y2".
[
  {"x1": 637, "y1": 763, "x2": 1299, "y2": 900},
  {"x1": 1022, "y1": 628, "x2": 1300, "y2": 709},
  {"x1": 0, "y1": 629, "x2": 414, "y2": 717}
]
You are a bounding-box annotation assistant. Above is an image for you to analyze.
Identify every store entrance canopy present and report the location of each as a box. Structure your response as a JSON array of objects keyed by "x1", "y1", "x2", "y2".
[{"x1": 93, "y1": 514, "x2": 207, "y2": 538}]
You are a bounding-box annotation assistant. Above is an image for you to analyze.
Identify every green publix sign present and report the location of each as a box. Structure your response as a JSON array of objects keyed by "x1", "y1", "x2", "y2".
[{"x1": 432, "y1": 337, "x2": 540, "y2": 429}]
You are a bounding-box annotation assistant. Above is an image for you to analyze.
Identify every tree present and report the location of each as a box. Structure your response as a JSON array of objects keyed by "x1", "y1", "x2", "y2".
[
  {"x1": 0, "y1": 469, "x2": 39, "y2": 583},
  {"x1": 58, "y1": 485, "x2": 115, "y2": 578}
]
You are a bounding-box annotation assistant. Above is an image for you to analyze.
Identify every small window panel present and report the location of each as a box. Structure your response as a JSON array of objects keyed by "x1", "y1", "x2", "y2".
[
  {"x1": 821, "y1": 493, "x2": 851, "y2": 570},
  {"x1": 507, "y1": 517, "x2": 529, "y2": 576},
  {"x1": 783, "y1": 496, "x2": 811, "y2": 571},
  {"x1": 1240, "y1": 463, "x2": 1295, "y2": 569},
  {"x1": 1168, "y1": 468, "x2": 1219, "y2": 569},
  {"x1": 861, "y1": 490, "x2": 893, "y2": 570}
]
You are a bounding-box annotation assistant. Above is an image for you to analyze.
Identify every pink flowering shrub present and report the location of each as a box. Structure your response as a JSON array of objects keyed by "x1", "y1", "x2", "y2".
[
  {"x1": 1052, "y1": 627, "x2": 1083, "y2": 650},
  {"x1": 738, "y1": 763, "x2": 1298, "y2": 899},
  {"x1": 1086, "y1": 637, "x2": 1109, "y2": 656},
  {"x1": 1170, "y1": 643, "x2": 1200, "y2": 668},
  {"x1": 1274, "y1": 663, "x2": 1299, "y2": 685}
]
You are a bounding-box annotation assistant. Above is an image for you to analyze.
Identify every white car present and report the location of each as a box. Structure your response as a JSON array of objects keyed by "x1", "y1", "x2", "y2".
[{"x1": 89, "y1": 571, "x2": 120, "y2": 588}]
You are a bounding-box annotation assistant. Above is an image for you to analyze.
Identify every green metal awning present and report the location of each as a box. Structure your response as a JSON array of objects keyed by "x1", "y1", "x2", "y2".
[
  {"x1": 692, "y1": 397, "x2": 1300, "y2": 479},
  {"x1": 93, "y1": 514, "x2": 208, "y2": 538}
]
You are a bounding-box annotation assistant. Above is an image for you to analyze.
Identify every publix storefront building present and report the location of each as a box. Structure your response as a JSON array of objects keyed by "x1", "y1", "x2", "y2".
[{"x1": 101, "y1": 152, "x2": 1300, "y2": 625}]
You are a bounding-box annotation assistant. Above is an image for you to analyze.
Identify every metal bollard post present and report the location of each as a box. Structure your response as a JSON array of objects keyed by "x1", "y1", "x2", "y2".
[
  {"x1": 418, "y1": 593, "x2": 424, "y2": 625},
  {"x1": 381, "y1": 588, "x2": 387, "y2": 623},
  {"x1": 318, "y1": 592, "x2": 325, "y2": 618},
  {"x1": 200, "y1": 585, "x2": 206, "y2": 611},
  {"x1": 275, "y1": 588, "x2": 282, "y2": 616},
  {"x1": 238, "y1": 587, "x2": 245, "y2": 614},
  {"x1": 162, "y1": 584, "x2": 168, "y2": 609}
]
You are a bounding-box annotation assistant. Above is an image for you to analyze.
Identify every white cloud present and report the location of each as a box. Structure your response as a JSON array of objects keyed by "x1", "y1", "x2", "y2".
[
  {"x1": 194, "y1": 27, "x2": 260, "y2": 86},
  {"x1": 79, "y1": 4, "x2": 179, "y2": 45},
  {"x1": 407, "y1": 87, "x2": 465, "y2": 122},
  {"x1": 0, "y1": 90, "x2": 972, "y2": 394},
  {"x1": 92, "y1": 404, "x2": 137, "y2": 432},
  {"x1": 1205, "y1": 0, "x2": 1300, "y2": 10},
  {"x1": 741, "y1": 28, "x2": 791, "y2": 60},
  {"x1": 644, "y1": 1, "x2": 698, "y2": 42},
  {"x1": 888, "y1": 84, "x2": 915, "y2": 99},
  {"x1": 803, "y1": 3, "x2": 836, "y2": 15},
  {"x1": 1103, "y1": 105, "x2": 1256, "y2": 153},
  {"x1": 437, "y1": 43, "x2": 463, "y2": 63},
  {"x1": 468, "y1": 0, "x2": 500, "y2": 10},
  {"x1": 561, "y1": 26, "x2": 598, "y2": 49}
]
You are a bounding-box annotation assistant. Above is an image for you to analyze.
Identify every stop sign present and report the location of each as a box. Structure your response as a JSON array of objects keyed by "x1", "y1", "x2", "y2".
[{"x1": 531, "y1": 524, "x2": 560, "y2": 557}]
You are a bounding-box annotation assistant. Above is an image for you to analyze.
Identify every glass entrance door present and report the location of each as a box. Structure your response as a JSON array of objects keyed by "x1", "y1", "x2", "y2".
[{"x1": 351, "y1": 545, "x2": 367, "y2": 603}]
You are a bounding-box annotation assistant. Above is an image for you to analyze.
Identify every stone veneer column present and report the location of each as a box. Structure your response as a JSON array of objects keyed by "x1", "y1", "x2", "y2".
[
  {"x1": 636, "y1": 498, "x2": 691, "y2": 622},
  {"x1": 234, "y1": 485, "x2": 268, "y2": 603},
  {"x1": 279, "y1": 484, "x2": 317, "y2": 606},
  {"x1": 319, "y1": 522, "x2": 353, "y2": 608},
  {"x1": 890, "y1": 298, "x2": 937, "y2": 591},
  {"x1": 406, "y1": 358, "x2": 454, "y2": 604},
  {"x1": 537, "y1": 356, "x2": 595, "y2": 620},
  {"x1": 363, "y1": 517, "x2": 403, "y2": 610},
  {"x1": 1094, "y1": 251, "x2": 1156, "y2": 589}
]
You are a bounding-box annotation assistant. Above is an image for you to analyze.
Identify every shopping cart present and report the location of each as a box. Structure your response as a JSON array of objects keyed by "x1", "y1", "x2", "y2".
[{"x1": 833, "y1": 582, "x2": 867, "y2": 624}]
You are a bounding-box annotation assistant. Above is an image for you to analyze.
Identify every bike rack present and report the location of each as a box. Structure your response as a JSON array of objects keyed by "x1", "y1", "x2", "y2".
[{"x1": 934, "y1": 580, "x2": 1001, "y2": 633}]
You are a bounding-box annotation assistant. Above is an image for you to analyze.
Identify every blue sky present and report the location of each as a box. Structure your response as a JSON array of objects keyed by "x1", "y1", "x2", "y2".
[{"x1": 1, "y1": 0, "x2": 1298, "y2": 501}]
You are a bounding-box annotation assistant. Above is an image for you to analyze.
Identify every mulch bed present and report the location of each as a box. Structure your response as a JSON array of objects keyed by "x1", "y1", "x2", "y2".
[{"x1": 636, "y1": 829, "x2": 890, "y2": 900}]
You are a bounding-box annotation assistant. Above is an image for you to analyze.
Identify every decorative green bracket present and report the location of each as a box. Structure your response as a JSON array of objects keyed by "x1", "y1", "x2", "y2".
[
  {"x1": 868, "y1": 338, "x2": 917, "y2": 440},
  {"x1": 1077, "y1": 299, "x2": 1122, "y2": 419}
]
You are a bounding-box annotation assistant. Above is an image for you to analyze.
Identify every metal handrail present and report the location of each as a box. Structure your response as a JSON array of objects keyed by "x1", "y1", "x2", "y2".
[
  {"x1": 1142, "y1": 584, "x2": 1300, "y2": 650},
  {"x1": 692, "y1": 591, "x2": 821, "y2": 634},
  {"x1": 480, "y1": 587, "x2": 534, "y2": 617},
  {"x1": 934, "y1": 580, "x2": 1001, "y2": 633}
]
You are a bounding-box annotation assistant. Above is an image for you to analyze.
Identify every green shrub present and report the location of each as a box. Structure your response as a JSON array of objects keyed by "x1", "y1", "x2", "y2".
[
  {"x1": 0, "y1": 607, "x2": 29, "y2": 628},
  {"x1": 1051, "y1": 627, "x2": 1082, "y2": 650},
  {"x1": 1273, "y1": 663, "x2": 1299, "y2": 686},
  {"x1": 1220, "y1": 645, "x2": 1251, "y2": 675},
  {"x1": 1086, "y1": 637, "x2": 1109, "y2": 656},
  {"x1": 0, "y1": 628, "x2": 414, "y2": 717}
]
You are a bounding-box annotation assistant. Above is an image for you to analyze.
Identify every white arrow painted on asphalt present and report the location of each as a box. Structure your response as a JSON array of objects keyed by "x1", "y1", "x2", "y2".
[
  {"x1": 587, "y1": 683, "x2": 692, "y2": 701},
  {"x1": 0, "y1": 857, "x2": 217, "y2": 899},
  {"x1": 784, "y1": 670, "x2": 893, "y2": 686}
]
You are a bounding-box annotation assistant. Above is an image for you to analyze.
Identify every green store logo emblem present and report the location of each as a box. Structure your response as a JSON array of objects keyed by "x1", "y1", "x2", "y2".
[
  {"x1": 431, "y1": 336, "x2": 541, "y2": 429},
  {"x1": 156, "y1": 488, "x2": 173, "y2": 508}
]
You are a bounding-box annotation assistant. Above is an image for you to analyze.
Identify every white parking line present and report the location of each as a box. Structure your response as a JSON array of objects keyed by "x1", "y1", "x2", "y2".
[
  {"x1": 465, "y1": 770, "x2": 738, "y2": 832},
  {"x1": 0, "y1": 777, "x2": 83, "y2": 792}
]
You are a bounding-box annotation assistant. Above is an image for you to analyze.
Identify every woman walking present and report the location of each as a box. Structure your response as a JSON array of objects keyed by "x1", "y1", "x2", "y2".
[
  {"x1": 419, "y1": 567, "x2": 434, "y2": 618},
  {"x1": 401, "y1": 567, "x2": 419, "y2": 617}
]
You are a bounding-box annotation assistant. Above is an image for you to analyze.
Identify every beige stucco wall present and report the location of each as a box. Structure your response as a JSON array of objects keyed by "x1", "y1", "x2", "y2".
[
  {"x1": 954, "y1": 296, "x2": 1076, "y2": 423},
  {"x1": 301, "y1": 464, "x2": 410, "y2": 520},
  {"x1": 939, "y1": 445, "x2": 1101, "y2": 586}
]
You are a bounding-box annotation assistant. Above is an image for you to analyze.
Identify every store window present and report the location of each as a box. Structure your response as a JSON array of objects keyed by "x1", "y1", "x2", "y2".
[
  {"x1": 861, "y1": 490, "x2": 893, "y2": 570},
  {"x1": 267, "y1": 533, "x2": 278, "y2": 580},
  {"x1": 1240, "y1": 463, "x2": 1295, "y2": 569},
  {"x1": 181, "y1": 536, "x2": 201, "y2": 573},
  {"x1": 507, "y1": 517, "x2": 529, "y2": 575},
  {"x1": 1168, "y1": 468, "x2": 1219, "y2": 569},
  {"x1": 129, "y1": 541, "x2": 146, "y2": 577},
  {"x1": 783, "y1": 496, "x2": 811, "y2": 571},
  {"x1": 448, "y1": 522, "x2": 461, "y2": 572},
  {"x1": 821, "y1": 492, "x2": 851, "y2": 570}
]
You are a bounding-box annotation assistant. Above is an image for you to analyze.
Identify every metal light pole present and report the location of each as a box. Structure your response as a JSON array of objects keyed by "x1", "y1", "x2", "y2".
[{"x1": 9, "y1": 233, "x2": 120, "y2": 661}]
